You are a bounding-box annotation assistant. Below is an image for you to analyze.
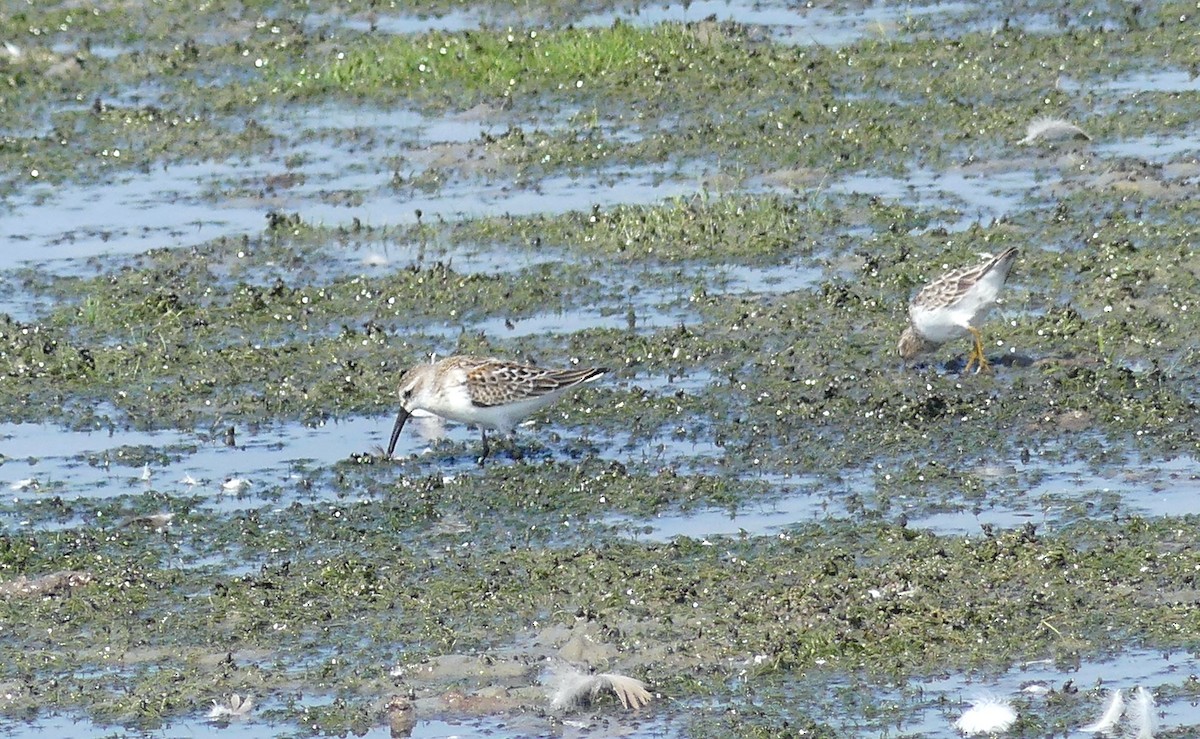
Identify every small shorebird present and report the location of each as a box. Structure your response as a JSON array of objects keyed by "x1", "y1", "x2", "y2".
[
  {"x1": 385, "y1": 355, "x2": 607, "y2": 463},
  {"x1": 898, "y1": 247, "x2": 1019, "y2": 373}
]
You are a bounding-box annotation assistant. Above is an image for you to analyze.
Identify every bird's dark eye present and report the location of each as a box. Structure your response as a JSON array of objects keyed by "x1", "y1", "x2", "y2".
[{"x1": 402, "y1": 388, "x2": 413, "y2": 400}]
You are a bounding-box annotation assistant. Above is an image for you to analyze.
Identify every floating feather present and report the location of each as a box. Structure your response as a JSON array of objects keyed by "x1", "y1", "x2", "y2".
[
  {"x1": 1127, "y1": 686, "x2": 1156, "y2": 739},
  {"x1": 207, "y1": 693, "x2": 254, "y2": 721},
  {"x1": 1079, "y1": 688, "x2": 1124, "y2": 734},
  {"x1": 597, "y1": 672, "x2": 653, "y2": 709},
  {"x1": 1017, "y1": 117, "x2": 1091, "y2": 145},
  {"x1": 546, "y1": 662, "x2": 652, "y2": 711},
  {"x1": 954, "y1": 696, "x2": 1017, "y2": 735},
  {"x1": 221, "y1": 477, "x2": 251, "y2": 494}
]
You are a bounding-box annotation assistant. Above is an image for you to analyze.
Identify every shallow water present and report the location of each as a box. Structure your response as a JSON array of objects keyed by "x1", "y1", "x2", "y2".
[
  {"x1": 827, "y1": 165, "x2": 1035, "y2": 227},
  {"x1": 1094, "y1": 132, "x2": 1200, "y2": 161},
  {"x1": 899, "y1": 649, "x2": 1200, "y2": 736},
  {"x1": 607, "y1": 444, "x2": 1200, "y2": 540},
  {"x1": 0, "y1": 97, "x2": 702, "y2": 271},
  {"x1": 577, "y1": 0, "x2": 974, "y2": 47},
  {"x1": 8, "y1": 410, "x2": 1194, "y2": 542},
  {"x1": 0, "y1": 711, "x2": 686, "y2": 739}
]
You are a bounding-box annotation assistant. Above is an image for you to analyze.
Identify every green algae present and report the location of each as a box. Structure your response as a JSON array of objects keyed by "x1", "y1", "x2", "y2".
[
  {"x1": 1, "y1": 185, "x2": 1195, "y2": 478},
  {"x1": 1, "y1": 514, "x2": 1199, "y2": 730},
  {"x1": 296, "y1": 23, "x2": 750, "y2": 105},
  {"x1": 445, "y1": 192, "x2": 821, "y2": 262},
  {"x1": 1, "y1": 0, "x2": 1199, "y2": 194},
  {"x1": 0, "y1": 225, "x2": 618, "y2": 428},
  {"x1": 274, "y1": 18, "x2": 1200, "y2": 177}
]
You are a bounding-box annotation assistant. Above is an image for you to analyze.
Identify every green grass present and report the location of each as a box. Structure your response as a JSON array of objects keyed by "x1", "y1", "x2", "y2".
[{"x1": 306, "y1": 23, "x2": 734, "y2": 101}]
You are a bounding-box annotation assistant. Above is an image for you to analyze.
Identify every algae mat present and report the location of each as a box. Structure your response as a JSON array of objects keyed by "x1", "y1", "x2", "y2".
[{"x1": 0, "y1": 0, "x2": 1199, "y2": 736}]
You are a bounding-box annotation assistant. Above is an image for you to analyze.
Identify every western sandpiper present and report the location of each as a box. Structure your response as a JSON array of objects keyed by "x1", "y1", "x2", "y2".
[
  {"x1": 386, "y1": 355, "x2": 607, "y2": 463},
  {"x1": 898, "y1": 247, "x2": 1018, "y2": 373}
]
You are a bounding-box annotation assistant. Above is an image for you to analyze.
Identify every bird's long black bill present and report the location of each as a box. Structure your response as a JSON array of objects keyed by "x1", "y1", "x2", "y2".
[{"x1": 386, "y1": 407, "x2": 411, "y2": 457}]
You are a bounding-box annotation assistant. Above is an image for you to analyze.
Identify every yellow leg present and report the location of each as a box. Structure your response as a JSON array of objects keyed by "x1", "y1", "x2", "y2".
[{"x1": 964, "y1": 327, "x2": 991, "y2": 374}]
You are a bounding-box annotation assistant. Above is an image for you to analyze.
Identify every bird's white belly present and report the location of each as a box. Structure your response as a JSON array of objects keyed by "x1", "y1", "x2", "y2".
[
  {"x1": 912, "y1": 303, "x2": 994, "y2": 343},
  {"x1": 431, "y1": 392, "x2": 553, "y2": 433}
]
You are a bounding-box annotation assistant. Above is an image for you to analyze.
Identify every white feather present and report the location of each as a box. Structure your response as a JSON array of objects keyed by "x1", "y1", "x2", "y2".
[
  {"x1": 207, "y1": 693, "x2": 254, "y2": 721},
  {"x1": 544, "y1": 662, "x2": 652, "y2": 711},
  {"x1": 221, "y1": 477, "x2": 251, "y2": 493},
  {"x1": 595, "y1": 672, "x2": 653, "y2": 709},
  {"x1": 1079, "y1": 689, "x2": 1124, "y2": 734},
  {"x1": 1017, "y1": 117, "x2": 1090, "y2": 145},
  {"x1": 954, "y1": 696, "x2": 1017, "y2": 735},
  {"x1": 547, "y1": 663, "x2": 597, "y2": 710},
  {"x1": 1126, "y1": 686, "x2": 1156, "y2": 739}
]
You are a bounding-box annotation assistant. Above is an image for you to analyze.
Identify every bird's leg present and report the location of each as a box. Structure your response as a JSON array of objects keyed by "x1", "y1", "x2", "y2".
[
  {"x1": 965, "y1": 327, "x2": 992, "y2": 374},
  {"x1": 477, "y1": 429, "x2": 491, "y2": 466},
  {"x1": 963, "y1": 342, "x2": 978, "y2": 374}
]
